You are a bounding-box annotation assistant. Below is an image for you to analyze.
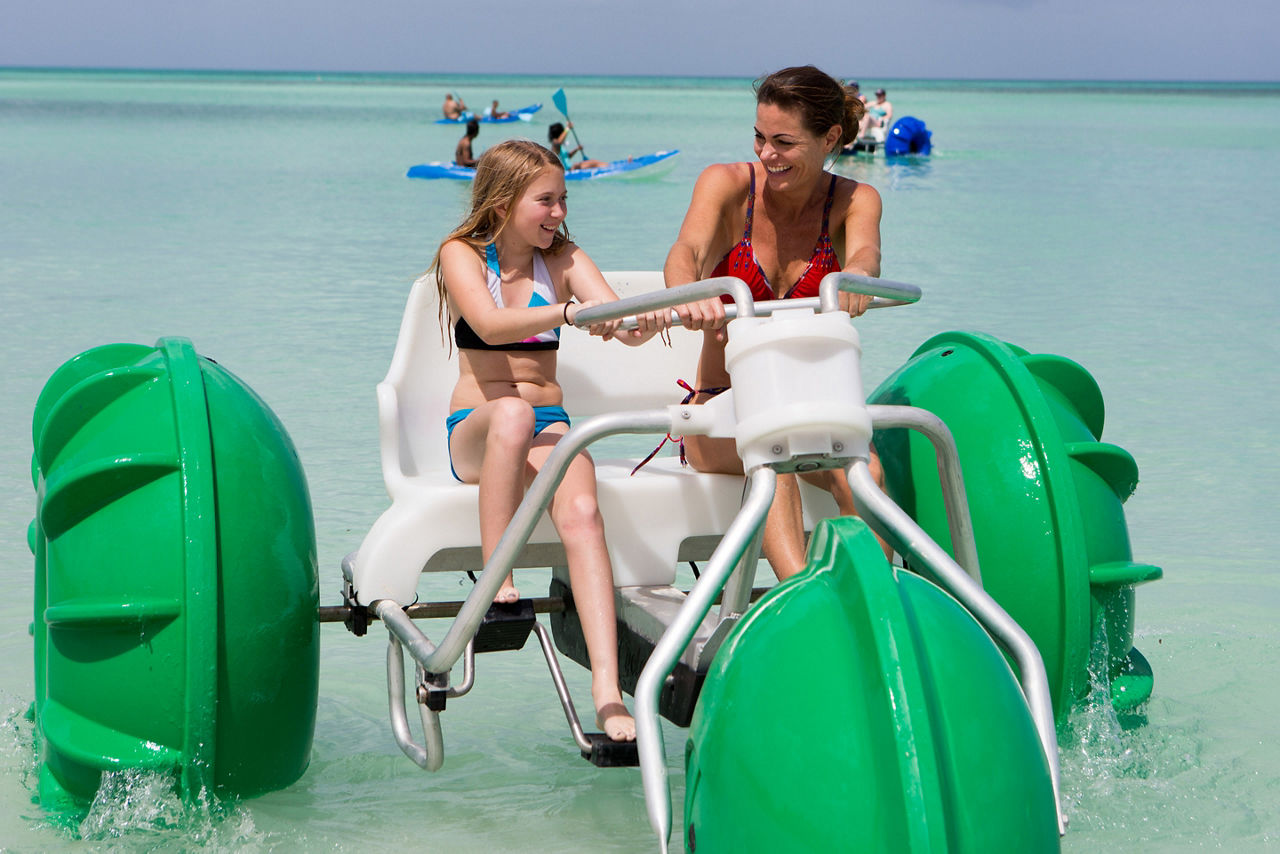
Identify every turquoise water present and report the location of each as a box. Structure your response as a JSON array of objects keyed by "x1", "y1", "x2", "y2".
[{"x1": 2, "y1": 69, "x2": 1279, "y2": 850}]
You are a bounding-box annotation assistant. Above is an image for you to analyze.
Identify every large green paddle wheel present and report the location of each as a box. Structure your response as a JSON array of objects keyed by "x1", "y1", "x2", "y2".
[
  {"x1": 29, "y1": 338, "x2": 319, "y2": 810},
  {"x1": 685, "y1": 518, "x2": 1059, "y2": 852},
  {"x1": 869, "y1": 332, "x2": 1161, "y2": 722}
]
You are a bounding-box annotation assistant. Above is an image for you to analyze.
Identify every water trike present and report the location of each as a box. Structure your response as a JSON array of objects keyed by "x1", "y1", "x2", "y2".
[
  {"x1": 842, "y1": 116, "x2": 933, "y2": 157},
  {"x1": 27, "y1": 272, "x2": 1159, "y2": 850}
]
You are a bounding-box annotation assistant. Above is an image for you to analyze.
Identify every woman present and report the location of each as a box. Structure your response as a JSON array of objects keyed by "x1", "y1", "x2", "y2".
[
  {"x1": 664, "y1": 65, "x2": 888, "y2": 580},
  {"x1": 432, "y1": 139, "x2": 666, "y2": 740}
]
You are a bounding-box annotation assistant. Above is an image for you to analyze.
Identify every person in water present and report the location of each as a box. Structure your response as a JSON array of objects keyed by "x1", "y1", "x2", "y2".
[
  {"x1": 664, "y1": 64, "x2": 890, "y2": 580},
  {"x1": 846, "y1": 79, "x2": 876, "y2": 140},
  {"x1": 868, "y1": 88, "x2": 893, "y2": 131},
  {"x1": 442, "y1": 92, "x2": 468, "y2": 121},
  {"x1": 483, "y1": 99, "x2": 510, "y2": 120},
  {"x1": 431, "y1": 139, "x2": 668, "y2": 741},
  {"x1": 548, "y1": 122, "x2": 608, "y2": 170},
  {"x1": 455, "y1": 119, "x2": 480, "y2": 167}
]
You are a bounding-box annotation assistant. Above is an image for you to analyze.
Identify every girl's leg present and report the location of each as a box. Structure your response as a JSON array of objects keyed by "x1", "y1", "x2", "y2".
[
  {"x1": 449, "y1": 398, "x2": 537, "y2": 603},
  {"x1": 527, "y1": 429, "x2": 635, "y2": 741}
]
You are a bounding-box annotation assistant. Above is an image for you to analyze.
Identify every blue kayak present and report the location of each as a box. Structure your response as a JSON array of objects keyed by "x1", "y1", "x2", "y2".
[
  {"x1": 407, "y1": 150, "x2": 681, "y2": 181},
  {"x1": 435, "y1": 103, "x2": 542, "y2": 124}
]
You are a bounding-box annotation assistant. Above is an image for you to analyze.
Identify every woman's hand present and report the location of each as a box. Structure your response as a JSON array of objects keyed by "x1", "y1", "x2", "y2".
[
  {"x1": 839, "y1": 290, "x2": 874, "y2": 317},
  {"x1": 622, "y1": 307, "x2": 674, "y2": 344},
  {"x1": 673, "y1": 296, "x2": 728, "y2": 339}
]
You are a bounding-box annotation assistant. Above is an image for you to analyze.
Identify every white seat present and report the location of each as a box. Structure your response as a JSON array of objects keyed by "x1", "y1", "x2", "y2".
[{"x1": 351, "y1": 271, "x2": 837, "y2": 606}]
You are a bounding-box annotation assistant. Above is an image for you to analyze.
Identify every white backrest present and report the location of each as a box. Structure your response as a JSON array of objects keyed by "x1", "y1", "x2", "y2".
[{"x1": 378, "y1": 271, "x2": 701, "y2": 488}]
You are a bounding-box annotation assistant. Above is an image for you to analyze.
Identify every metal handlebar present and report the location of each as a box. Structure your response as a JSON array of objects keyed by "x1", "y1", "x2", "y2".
[{"x1": 572, "y1": 272, "x2": 923, "y2": 330}]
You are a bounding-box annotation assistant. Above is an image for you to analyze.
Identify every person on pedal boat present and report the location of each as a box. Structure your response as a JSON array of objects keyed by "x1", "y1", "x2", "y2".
[
  {"x1": 430, "y1": 139, "x2": 669, "y2": 740},
  {"x1": 665, "y1": 65, "x2": 891, "y2": 579}
]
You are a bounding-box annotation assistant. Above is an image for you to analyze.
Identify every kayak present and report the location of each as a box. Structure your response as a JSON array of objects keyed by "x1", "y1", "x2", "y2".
[
  {"x1": 407, "y1": 149, "x2": 681, "y2": 181},
  {"x1": 435, "y1": 103, "x2": 542, "y2": 124}
]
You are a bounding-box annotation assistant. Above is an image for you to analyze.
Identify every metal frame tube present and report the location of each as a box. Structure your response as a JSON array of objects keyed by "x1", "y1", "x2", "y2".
[
  {"x1": 376, "y1": 410, "x2": 675, "y2": 676},
  {"x1": 818, "y1": 271, "x2": 922, "y2": 313},
  {"x1": 717, "y1": 522, "x2": 763, "y2": 621},
  {"x1": 868, "y1": 404, "x2": 982, "y2": 583},
  {"x1": 386, "y1": 635, "x2": 444, "y2": 771},
  {"x1": 635, "y1": 466, "x2": 778, "y2": 854},
  {"x1": 531, "y1": 622, "x2": 593, "y2": 753},
  {"x1": 574, "y1": 275, "x2": 756, "y2": 327},
  {"x1": 845, "y1": 460, "x2": 1065, "y2": 834}
]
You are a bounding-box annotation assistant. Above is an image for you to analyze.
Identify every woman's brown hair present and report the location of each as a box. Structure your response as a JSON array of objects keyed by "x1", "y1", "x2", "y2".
[{"x1": 755, "y1": 65, "x2": 866, "y2": 149}]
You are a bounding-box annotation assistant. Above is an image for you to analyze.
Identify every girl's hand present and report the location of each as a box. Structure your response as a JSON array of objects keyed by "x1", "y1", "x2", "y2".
[{"x1": 571, "y1": 299, "x2": 623, "y2": 340}]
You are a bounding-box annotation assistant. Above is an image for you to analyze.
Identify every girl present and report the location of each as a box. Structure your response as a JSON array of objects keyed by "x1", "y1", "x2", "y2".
[{"x1": 431, "y1": 139, "x2": 665, "y2": 741}]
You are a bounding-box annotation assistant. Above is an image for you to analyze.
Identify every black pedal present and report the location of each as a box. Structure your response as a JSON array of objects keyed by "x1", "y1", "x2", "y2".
[
  {"x1": 581, "y1": 733, "x2": 640, "y2": 767},
  {"x1": 472, "y1": 599, "x2": 536, "y2": 653}
]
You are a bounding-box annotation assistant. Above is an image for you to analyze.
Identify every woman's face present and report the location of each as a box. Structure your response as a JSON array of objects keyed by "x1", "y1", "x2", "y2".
[
  {"x1": 502, "y1": 166, "x2": 568, "y2": 250},
  {"x1": 753, "y1": 101, "x2": 840, "y2": 190}
]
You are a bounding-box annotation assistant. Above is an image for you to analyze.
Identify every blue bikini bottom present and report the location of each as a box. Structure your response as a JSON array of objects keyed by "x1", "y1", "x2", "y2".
[{"x1": 445, "y1": 404, "x2": 571, "y2": 482}]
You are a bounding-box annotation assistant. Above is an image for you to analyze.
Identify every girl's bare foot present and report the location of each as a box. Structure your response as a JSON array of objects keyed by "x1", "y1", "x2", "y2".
[
  {"x1": 493, "y1": 573, "x2": 520, "y2": 604},
  {"x1": 596, "y1": 702, "x2": 636, "y2": 742}
]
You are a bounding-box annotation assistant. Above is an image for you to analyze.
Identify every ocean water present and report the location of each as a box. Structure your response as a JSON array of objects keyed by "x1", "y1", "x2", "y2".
[{"x1": 2, "y1": 69, "x2": 1279, "y2": 851}]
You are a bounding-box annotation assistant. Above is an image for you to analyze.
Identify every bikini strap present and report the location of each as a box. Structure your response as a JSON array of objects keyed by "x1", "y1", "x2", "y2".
[
  {"x1": 821, "y1": 174, "x2": 838, "y2": 230},
  {"x1": 485, "y1": 242, "x2": 501, "y2": 276},
  {"x1": 630, "y1": 379, "x2": 731, "y2": 475},
  {"x1": 742, "y1": 166, "x2": 757, "y2": 240}
]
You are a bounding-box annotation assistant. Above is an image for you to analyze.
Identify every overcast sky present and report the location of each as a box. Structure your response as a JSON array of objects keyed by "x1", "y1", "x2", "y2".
[{"x1": 5, "y1": 0, "x2": 1277, "y2": 81}]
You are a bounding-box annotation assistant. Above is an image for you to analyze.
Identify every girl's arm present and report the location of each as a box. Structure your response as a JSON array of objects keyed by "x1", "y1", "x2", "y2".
[
  {"x1": 560, "y1": 244, "x2": 669, "y2": 346},
  {"x1": 441, "y1": 240, "x2": 569, "y2": 344}
]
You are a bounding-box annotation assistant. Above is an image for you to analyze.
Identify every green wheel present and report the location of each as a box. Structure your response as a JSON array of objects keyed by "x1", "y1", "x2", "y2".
[
  {"x1": 870, "y1": 331, "x2": 1161, "y2": 721},
  {"x1": 30, "y1": 337, "x2": 319, "y2": 808},
  {"x1": 685, "y1": 518, "x2": 1059, "y2": 852}
]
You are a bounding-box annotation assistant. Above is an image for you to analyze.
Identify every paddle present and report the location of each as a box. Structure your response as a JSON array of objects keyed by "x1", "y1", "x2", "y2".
[{"x1": 551, "y1": 88, "x2": 587, "y2": 158}]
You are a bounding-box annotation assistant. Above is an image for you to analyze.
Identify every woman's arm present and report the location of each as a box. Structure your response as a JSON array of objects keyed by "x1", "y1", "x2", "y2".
[
  {"x1": 836, "y1": 180, "x2": 883, "y2": 316},
  {"x1": 441, "y1": 240, "x2": 569, "y2": 344},
  {"x1": 663, "y1": 163, "x2": 744, "y2": 331}
]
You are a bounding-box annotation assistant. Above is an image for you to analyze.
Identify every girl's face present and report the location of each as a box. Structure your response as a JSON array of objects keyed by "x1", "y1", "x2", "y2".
[
  {"x1": 753, "y1": 102, "x2": 841, "y2": 191},
  {"x1": 502, "y1": 166, "x2": 568, "y2": 249}
]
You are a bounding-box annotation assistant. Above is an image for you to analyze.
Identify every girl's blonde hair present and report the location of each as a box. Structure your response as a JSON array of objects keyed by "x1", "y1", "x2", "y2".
[{"x1": 429, "y1": 139, "x2": 572, "y2": 338}]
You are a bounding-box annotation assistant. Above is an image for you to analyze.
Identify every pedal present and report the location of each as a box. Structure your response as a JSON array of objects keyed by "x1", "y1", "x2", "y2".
[
  {"x1": 472, "y1": 599, "x2": 536, "y2": 653},
  {"x1": 581, "y1": 733, "x2": 640, "y2": 767}
]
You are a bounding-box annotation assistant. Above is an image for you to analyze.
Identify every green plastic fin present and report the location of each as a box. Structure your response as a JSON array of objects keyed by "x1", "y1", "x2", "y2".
[
  {"x1": 1110, "y1": 646, "x2": 1155, "y2": 711},
  {"x1": 1023, "y1": 353, "x2": 1106, "y2": 439},
  {"x1": 1066, "y1": 441, "x2": 1139, "y2": 501},
  {"x1": 32, "y1": 343, "x2": 154, "y2": 447},
  {"x1": 36, "y1": 365, "x2": 164, "y2": 474},
  {"x1": 1089, "y1": 560, "x2": 1163, "y2": 588},
  {"x1": 39, "y1": 454, "x2": 179, "y2": 541}
]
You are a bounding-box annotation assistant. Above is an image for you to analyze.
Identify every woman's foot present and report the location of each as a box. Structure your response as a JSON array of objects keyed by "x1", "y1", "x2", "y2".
[
  {"x1": 493, "y1": 573, "x2": 520, "y2": 604},
  {"x1": 595, "y1": 701, "x2": 636, "y2": 742}
]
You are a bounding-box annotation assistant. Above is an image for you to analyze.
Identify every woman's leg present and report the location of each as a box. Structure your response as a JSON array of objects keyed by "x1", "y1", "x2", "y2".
[
  {"x1": 798, "y1": 443, "x2": 893, "y2": 561},
  {"x1": 448, "y1": 397, "x2": 537, "y2": 603},
  {"x1": 527, "y1": 428, "x2": 635, "y2": 741}
]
